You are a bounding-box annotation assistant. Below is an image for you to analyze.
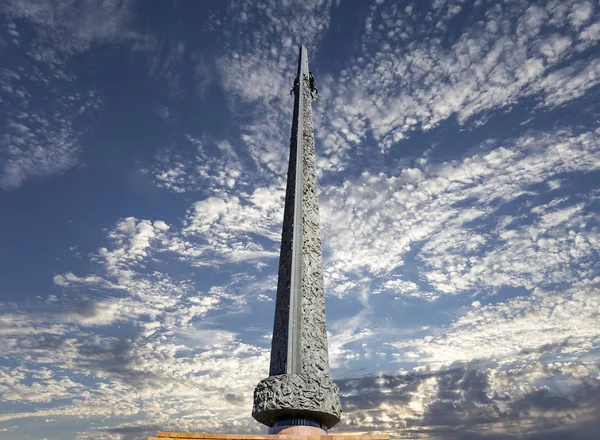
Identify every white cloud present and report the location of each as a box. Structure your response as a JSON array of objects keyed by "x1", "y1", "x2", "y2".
[
  {"x1": 391, "y1": 279, "x2": 600, "y2": 368},
  {"x1": 1, "y1": 0, "x2": 140, "y2": 61},
  {"x1": 181, "y1": 186, "x2": 283, "y2": 263},
  {"x1": 0, "y1": 65, "x2": 102, "y2": 190},
  {"x1": 0, "y1": 217, "x2": 271, "y2": 430},
  {"x1": 311, "y1": 0, "x2": 600, "y2": 167},
  {"x1": 152, "y1": 135, "x2": 246, "y2": 194},
  {"x1": 1, "y1": 372, "x2": 84, "y2": 403},
  {"x1": 0, "y1": 0, "x2": 147, "y2": 190},
  {"x1": 534, "y1": 58, "x2": 600, "y2": 107},
  {"x1": 568, "y1": 1, "x2": 594, "y2": 28},
  {"x1": 580, "y1": 21, "x2": 600, "y2": 42},
  {"x1": 320, "y1": 129, "x2": 600, "y2": 296}
]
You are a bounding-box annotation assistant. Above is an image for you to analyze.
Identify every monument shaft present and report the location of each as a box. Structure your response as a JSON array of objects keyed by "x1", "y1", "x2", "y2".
[{"x1": 252, "y1": 45, "x2": 342, "y2": 430}]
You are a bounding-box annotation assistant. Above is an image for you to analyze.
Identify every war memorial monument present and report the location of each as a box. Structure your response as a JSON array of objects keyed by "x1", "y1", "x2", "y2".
[{"x1": 151, "y1": 46, "x2": 389, "y2": 440}]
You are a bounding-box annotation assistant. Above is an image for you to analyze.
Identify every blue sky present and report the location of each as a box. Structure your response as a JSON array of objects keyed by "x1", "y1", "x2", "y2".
[{"x1": 1, "y1": 0, "x2": 600, "y2": 439}]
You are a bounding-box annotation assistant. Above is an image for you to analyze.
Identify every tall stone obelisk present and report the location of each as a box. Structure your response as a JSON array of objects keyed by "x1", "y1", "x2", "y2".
[{"x1": 252, "y1": 45, "x2": 342, "y2": 433}]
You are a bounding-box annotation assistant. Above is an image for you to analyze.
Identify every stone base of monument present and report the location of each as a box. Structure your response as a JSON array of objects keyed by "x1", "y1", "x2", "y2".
[
  {"x1": 149, "y1": 432, "x2": 389, "y2": 440},
  {"x1": 267, "y1": 425, "x2": 325, "y2": 435}
]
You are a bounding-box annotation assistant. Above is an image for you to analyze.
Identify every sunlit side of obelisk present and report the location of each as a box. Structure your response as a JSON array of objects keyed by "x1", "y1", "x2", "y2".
[{"x1": 251, "y1": 45, "x2": 342, "y2": 435}]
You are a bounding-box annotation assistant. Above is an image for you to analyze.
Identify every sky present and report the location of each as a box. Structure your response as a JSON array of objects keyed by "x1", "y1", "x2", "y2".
[{"x1": 1, "y1": 0, "x2": 600, "y2": 439}]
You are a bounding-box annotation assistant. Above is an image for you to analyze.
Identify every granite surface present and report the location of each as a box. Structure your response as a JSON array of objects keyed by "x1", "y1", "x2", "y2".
[{"x1": 252, "y1": 46, "x2": 341, "y2": 429}]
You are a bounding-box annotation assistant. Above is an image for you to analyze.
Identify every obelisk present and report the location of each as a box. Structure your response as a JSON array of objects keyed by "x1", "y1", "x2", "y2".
[{"x1": 252, "y1": 45, "x2": 342, "y2": 434}]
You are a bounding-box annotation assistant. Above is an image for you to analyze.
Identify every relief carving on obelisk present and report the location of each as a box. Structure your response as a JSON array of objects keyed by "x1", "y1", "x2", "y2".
[{"x1": 299, "y1": 73, "x2": 330, "y2": 380}]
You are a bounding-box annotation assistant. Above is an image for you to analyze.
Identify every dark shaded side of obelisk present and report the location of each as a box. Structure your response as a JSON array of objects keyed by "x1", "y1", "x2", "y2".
[{"x1": 252, "y1": 45, "x2": 342, "y2": 430}]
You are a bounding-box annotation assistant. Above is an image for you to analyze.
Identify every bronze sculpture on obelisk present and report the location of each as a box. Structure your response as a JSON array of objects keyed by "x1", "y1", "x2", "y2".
[{"x1": 252, "y1": 45, "x2": 342, "y2": 434}]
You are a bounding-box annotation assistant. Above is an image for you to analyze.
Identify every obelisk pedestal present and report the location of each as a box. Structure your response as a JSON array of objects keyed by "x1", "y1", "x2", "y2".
[{"x1": 151, "y1": 434, "x2": 390, "y2": 440}]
